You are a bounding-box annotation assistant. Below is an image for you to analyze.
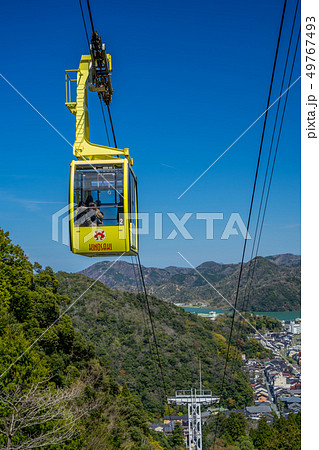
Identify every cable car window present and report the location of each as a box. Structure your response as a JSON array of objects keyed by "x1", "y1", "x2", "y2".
[
  {"x1": 129, "y1": 169, "x2": 137, "y2": 248},
  {"x1": 74, "y1": 165, "x2": 123, "y2": 226},
  {"x1": 129, "y1": 171, "x2": 136, "y2": 216}
]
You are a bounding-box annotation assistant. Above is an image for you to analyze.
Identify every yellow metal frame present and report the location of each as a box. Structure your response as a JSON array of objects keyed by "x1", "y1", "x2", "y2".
[
  {"x1": 66, "y1": 54, "x2": 138, "y2": 257},
  {"x1": 65, "y1": 54, "x2": 132, "y2": 164}
]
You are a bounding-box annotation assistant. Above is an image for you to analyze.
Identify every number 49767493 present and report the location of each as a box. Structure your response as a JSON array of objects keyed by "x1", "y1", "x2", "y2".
[{"x1": 306, "y1": 18, "x2": 315, "y2": 79}]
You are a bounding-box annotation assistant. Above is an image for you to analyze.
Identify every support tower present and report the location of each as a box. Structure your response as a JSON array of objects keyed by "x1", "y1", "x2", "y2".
[{"x1": 168, "y1": 389, "x2": 219, "y2": 449}]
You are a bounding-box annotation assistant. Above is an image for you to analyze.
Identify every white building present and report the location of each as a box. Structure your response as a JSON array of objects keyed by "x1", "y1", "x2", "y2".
[
  {"x1": 282, "y1": 320, "x2": 301, "y2": 335},
  {"x1": 274, "y1": 373, "x2": 288, "y2": 388}
]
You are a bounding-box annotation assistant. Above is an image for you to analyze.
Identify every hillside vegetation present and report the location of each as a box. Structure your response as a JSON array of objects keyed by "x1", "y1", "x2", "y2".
[
  {"x1": 0, "y1": 229, "x2": 166, "y2": 449},
  {"x1": 203, "y1": 412, "x2": 301, "y2": 449},
  {"x1": 0, "y1": 228, "x2": 293, "y2": 449},
  {"x1": 79, "y1": 254, "x2": 301, "y2": 311},
  {"x1": 57, "y1": 272, "x2": 255, "y2": 413}
]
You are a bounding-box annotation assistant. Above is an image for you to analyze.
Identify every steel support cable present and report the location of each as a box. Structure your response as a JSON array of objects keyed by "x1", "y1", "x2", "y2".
[
  {"x1": 88, "y1": 0, "x2": 118, "y2": 149},
  {"x1": 231, "y1": 0, "x2": 300, "y2": 369},
  {"x1": 132, "y1": 256, "x2": 167, "y2": 409},
  {"x1": 86, "y1": 0, "x2": 95, "y2": 33},
  {"x1": 79, "y1": 0, "x2": 90, "y2": 46},
  {"x1": 131, "y1": 255, "x2": 142, "y2": 294},
  {"x1": 229, "y1": 32, "x2": 300, "y2": 391},
  {"x1": 218, "y1": 0, "x2": 288, "y2": 397},
  {"x1": 79, "y1": 1, "x2": 111, "y2": 149},
  {"x1": 239, "y1": 0, "x2": 300, "y2": 313},
  {"x1": 244, "y1": 28, "x2": 301, "y2": 308},
  {"x1": 234, "y1": 32, "x2": 301, "y2": 359},
  {"x1": 80, "y1": 0, "x2": 118, "y2": 149},
  {"x1": 133, "y1": 254, "x2": 179, "y2": 397},
  {"x1": 131, "y1": 256, "x2": 158, "y2": 364},
  {"x1": 107, "y1": 104, "x2": 118, "y2": 149},
  {"x1": 212, "y1": 0, "x2": 287, "y2": 445},
  {"x1": 99, "y1": 97, "x2": 111, "y2": 147},
  {"x1": 131, "y1": 256, "x2": 149, "y2": 329},
  {"x1": 136, "y1": 254, "x2": 173, "y2": 419}
]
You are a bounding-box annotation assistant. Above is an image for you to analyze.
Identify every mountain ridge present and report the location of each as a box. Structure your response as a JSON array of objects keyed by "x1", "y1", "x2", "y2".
[{"x1": 79, "y1": 254, "x2": 301, "y2": 311}]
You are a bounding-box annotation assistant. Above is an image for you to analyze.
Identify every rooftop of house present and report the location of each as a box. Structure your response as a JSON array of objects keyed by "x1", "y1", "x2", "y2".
[
  {"x1": 254, "y1": 384, "x2": 266, "y2": 390},
  {"x1": 255, "y1": 393, "x2": 269, "y2": 398},
  {"x1": 288, "y1": 403, "x2": 301, "y2": 411},
  {"x1": 280, "y1": 396, "x2": 301, "y2": 403},
  {"x1": 274, "y1": 389, "x2": 300, "y2": 399},
  {"x1": 274, "y1": 386, "x2": 289, "y2": 392},
  {"x1": 149, "y1": 423, "x2": 163, "y2": 430},
  {"x1": 163, "y1": 415, "x2": 188, "y2": 421},
  {"x1": 282, "y1": 408, "x2": 299, "y2": 417},
  {"x1": 208, "y1": 407, "x2": 228, "y2": 412},
  {"x1": 225, "y1": 409, "x2": 246, "y2": 417},
  {"x1": 279, "y1": 389, "x2": 301, "y2": 397},
  {"x1": 246, "y1": 403, "x2": 272, "y2": 414}
]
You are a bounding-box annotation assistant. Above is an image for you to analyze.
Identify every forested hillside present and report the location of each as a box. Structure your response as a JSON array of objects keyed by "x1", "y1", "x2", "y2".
[
  {"x1": 0, "y1": 229, "x2": 166, "y2": 449},
  {"x1": 203, "y1": 412, "x2": 301, "y2": 449},
  {"x1": 57, "y1": 272, "x2": 255, "y2": 413},
  {"x1": 0, "y1": 228, "x2": 294, "y2": 449},
  {"x1": 79, "y1": 255, "x2": 301, "y2": 311}
]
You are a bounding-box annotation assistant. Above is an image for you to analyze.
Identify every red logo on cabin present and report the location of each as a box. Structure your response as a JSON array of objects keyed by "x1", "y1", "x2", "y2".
[{"x1": 93, "y1": 229, "x2": 106, "y2": 241}]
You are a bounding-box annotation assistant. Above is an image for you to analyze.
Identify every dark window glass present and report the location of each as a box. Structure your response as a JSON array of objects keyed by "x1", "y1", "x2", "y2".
[
  {"x1": 74, "y1": 165, "x2": 123, "y2": 227},
  {"x1": 129, "y1": 170, "x2": 137, "y2": 248}
]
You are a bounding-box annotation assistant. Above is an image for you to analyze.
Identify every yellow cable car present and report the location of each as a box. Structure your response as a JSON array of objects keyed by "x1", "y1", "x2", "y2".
[{"x1": 65, "y1": 54, "x2": 138, "y2": 257}]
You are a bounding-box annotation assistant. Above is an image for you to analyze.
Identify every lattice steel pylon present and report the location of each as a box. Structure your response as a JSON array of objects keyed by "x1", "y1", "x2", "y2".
[{"x1": 168, "y1": 389, "x2": 219, "y2": 449}]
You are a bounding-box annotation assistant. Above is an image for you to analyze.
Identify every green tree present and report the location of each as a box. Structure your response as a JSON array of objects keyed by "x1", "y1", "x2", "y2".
[
  {"x1": 0, "y1": 230, "x2": 32, "y2": 321},
  {"x1": 235, "y1": 436, "x2": 255, "y2": 450},
  {"x1": 0, "y1": 326, "x2": 49, "y2": 390},
  {"x1": 169, "y1": 421, "x2": 184, "y2": 448},
  {"x1": 121, "y1": 383, "x2": 131, "y2": 397},
  {"x1": 226, "y1": 412, "x2": 246, "y2": 443},
  {"x1": 250, "y1": 416, "x2": 273, "y2": 449},
  {"x1": 244, "y1": 338, "x2": 272, "y2": 359}
]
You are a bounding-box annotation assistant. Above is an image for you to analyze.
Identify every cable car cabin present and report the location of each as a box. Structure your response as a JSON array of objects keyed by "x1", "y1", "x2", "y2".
[
  {"x1": 69, "y1": 159, "x2": 138, "y2": 257},
  {"x1": 65, "y1": 54, "x2": 139, "y2": 257}
]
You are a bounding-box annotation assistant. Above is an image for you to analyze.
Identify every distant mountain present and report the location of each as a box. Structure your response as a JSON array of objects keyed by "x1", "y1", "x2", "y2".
[
  {"x1": 266, "y1": 253, "x2": 301, "y2": 267},
  {"x1": 79, "y1": 254, "x2": 301, "y2": 311}
]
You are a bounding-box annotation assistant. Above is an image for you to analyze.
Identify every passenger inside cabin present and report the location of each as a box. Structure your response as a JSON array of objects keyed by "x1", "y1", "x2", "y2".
[
  {"x1": 89, "y1": 202, "x2": 104, "y2": 226},
  {"x1": 85, "y1": 194, "x2": 94, "y2": 206},
  {"x1": 75, "y1": 199, "x2": 103, "y2": 227}
]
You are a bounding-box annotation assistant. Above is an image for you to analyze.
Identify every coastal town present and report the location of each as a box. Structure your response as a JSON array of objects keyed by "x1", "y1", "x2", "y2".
[
  {"x1": 151, "y1": 316, "x2": 301, "y2": 440},
  {"x1": 242, "y1": 318, "x2": 301, "y2": 421}
]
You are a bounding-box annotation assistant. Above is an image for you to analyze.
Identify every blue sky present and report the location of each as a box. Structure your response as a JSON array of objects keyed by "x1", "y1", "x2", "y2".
[{"x1": 0, "y1": 0, "x2": 300, "y2": 271}]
